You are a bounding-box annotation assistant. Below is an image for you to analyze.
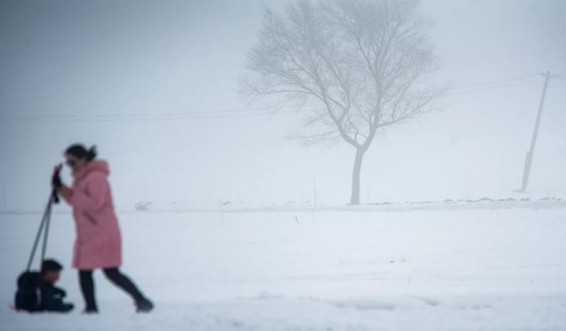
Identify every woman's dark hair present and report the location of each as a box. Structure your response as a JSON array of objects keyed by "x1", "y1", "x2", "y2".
[{"x1": 65, "y1": 144, "x2": 97, "y2": 162}]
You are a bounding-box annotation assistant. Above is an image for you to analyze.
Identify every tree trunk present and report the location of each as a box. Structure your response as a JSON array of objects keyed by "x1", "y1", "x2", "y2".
[{"x1": 350, "y1": 148, "x2": 365, "y2": 205}]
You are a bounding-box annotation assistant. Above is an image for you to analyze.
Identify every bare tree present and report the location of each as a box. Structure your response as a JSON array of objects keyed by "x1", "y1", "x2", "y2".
[{"x1": 243, "y1": 0, "x2": 443, "y2": 205}]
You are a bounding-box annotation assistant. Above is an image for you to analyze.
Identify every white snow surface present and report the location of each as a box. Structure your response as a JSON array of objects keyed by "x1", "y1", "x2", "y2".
[{"x1": 2, "y1": 203, "x2": 566, "y2": 330}]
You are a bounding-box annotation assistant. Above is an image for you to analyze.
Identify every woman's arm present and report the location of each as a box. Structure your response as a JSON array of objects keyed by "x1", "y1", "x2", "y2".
[
  {"x1": 58, "y1": 185, "x2": 73, "y2": 200},
  {"x1": 58, "y1": 173, "x2": 109, "y2": 212}
]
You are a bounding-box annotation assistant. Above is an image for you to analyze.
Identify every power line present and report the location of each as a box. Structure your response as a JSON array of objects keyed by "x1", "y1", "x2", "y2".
[
  {"x1": 448, "y1": 74, "x2": 538, "y2": 90},
  {"x1": 441, "y1": 81, "x2": 540, "y2": 97},
  {"x1": 24, "y1": 106, "x2": 285, "y2": 119},
  {"x1": 3, "y1": 107, "x2": 268, "y2": 118},
  {"x1": 0, "y1": 109, "x2": 301, "y2": 122},
  {"x1": 0, "y1": 73, "x2": 554, "y2": 122}
]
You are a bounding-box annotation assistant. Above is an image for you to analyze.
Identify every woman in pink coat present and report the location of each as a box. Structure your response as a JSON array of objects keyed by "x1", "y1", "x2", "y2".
[{"x1": 52, "y1": 144, "x2": 153, "y2": 313}]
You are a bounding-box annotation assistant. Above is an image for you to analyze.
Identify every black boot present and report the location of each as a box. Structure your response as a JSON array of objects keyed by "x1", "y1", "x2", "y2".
[
  {"x1": 135, "y1": 298, "x2": 154, "y2": 313},
  {"x1": 82, "y1": 308, "x2": 98, "y2": 314}
]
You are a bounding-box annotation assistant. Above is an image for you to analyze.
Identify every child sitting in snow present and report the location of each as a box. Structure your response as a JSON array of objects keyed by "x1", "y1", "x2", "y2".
[{"x1": 38, "y1": 259, "x2": 74, "y2": 312}]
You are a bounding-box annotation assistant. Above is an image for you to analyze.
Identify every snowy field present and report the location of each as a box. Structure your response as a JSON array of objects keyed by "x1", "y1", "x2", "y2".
[{"x1": 2, "y1": 203, "x2": 566, "y2": 330}]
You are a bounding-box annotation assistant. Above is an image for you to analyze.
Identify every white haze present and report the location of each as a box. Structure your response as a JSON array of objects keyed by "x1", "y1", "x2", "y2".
[{"x1": 1, "y1": 0, "x2": 565, "y2": 212}]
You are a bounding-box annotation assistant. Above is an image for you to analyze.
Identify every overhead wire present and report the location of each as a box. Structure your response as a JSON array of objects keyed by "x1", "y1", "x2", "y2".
[
  {"x1": 0, "y1": 73, "x2": 552, "y2": 122},
  {"x1": 447, "y1": 74, "x2": 539, "y2": 90},
  {"x1": 0, "y1": 108, "x2": 302, "y2": 122},
  {"x1": 441, "y1": 80, "x2": 541, "y2": 98}
]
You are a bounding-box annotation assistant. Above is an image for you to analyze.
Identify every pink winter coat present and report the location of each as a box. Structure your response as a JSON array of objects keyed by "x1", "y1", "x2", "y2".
[{"x1": 63, "y1": 160, "x2": 122, "y2": 270}]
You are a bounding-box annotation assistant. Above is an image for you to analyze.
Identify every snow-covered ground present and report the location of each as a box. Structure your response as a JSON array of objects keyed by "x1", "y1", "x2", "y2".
[{"x1": 2, "y1": 203, "x2": 566, "y2": 330}]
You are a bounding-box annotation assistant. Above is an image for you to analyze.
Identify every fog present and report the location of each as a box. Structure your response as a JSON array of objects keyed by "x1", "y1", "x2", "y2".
[{"x1": 1, "y1": 0, "x2": 565, "y2": 211}]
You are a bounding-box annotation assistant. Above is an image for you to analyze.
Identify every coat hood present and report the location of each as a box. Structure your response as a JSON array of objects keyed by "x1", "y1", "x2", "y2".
[{"x1": 72, "y1": 160, "x2": 110, "y2": 180}]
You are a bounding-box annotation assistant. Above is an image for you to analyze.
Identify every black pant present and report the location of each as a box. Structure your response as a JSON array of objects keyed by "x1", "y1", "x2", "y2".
[{"x1": 79, "y1": 268, "x2": 145, "y2": 311}]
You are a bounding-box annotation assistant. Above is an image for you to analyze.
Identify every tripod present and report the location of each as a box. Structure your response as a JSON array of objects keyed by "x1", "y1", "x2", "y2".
[{"x1": 26, "y1": 189, "x2": 59, "y2": 271}]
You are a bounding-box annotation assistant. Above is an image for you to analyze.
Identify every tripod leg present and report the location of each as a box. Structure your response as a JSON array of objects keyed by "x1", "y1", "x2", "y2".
[
  {"x1": 40, "y1": 201, "x2": 53, "y2": 263},
  {"x1": 26, "y1": 195, "x2": 54, "y2": 271}
]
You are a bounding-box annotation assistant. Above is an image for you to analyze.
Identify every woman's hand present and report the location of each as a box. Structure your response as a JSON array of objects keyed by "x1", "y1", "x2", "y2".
[
  {"x1": 52, "y1": 164, "x2": 63, "y2": 189},
  {"x1": 52, "y1": 164, "x2": 73, "y2": 200}
]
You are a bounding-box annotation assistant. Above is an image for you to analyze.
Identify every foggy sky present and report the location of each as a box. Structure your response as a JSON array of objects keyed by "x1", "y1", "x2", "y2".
[{"x1": 1, "y1": 0, "x2": 565, "y2": 211}]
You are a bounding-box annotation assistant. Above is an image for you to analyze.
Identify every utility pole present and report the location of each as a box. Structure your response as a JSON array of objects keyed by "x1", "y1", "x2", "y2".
[{"x1": 518, "y1": 71, "x2": 551, "y2": 192}]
